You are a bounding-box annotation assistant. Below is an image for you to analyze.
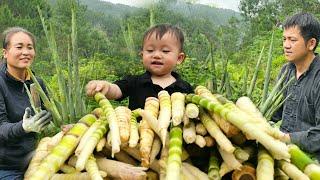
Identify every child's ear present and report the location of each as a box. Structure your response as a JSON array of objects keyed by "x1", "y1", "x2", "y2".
[
  {"x1": 177, "y1": 52, "x2": 185, "y2": 65},
  {"x1": 139, "y1": 51, "x2": 143, "y2": 57}
]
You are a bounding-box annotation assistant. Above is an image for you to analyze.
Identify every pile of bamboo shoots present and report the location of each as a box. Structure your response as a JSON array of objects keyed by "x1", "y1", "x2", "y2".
[{"x1": 24, "y1": 85, "x2": 320, "y2": 180}]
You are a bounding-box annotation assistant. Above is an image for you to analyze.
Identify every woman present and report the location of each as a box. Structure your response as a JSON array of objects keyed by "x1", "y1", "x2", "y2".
[{"x1": 0, "y1": 27, "x2": 52, "y2": 179}]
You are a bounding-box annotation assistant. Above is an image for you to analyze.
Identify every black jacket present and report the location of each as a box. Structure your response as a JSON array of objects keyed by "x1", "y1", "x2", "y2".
[{"x1": 0, "y1": 63, "x2": 47, "y2": 171}]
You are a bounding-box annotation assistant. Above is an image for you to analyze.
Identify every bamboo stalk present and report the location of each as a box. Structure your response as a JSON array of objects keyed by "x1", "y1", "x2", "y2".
[
  {"x1": 86, "y1": 155, "x2": 104, "y2": 180},
  {"x1": 195, "y1": 135, "x2": 206, "y2": 148},
  {"x1": 183, "y1": 121, "x2": 196, "y2": 144},
  {"x1": 288, "y1": 144, "x2": 320, "y2": 180},
  {"x1": 165, "y1": 126, "x2": 183, "y2": 180},
  {"x1": 96, "y1": 157, "x2": 147, "y2": 179},
  {"x1": 278, "y1": 160, "x2": 309, "y2": 180},
  {"x1": 96, "y1": 137, "x2": 106, "y2": 152},
  {"x1": 218, "y1": 146, "x2": 242, "y2": 171},
  {"x1": 29, "y1": 114, "x2": 97, "y2": 180},
  {"x1": 183, "y1": 162, "x2": 209, "y2": 180},
  {"x1": 76, "y1": 119, "x2": 109, "y2": 171},
  {"x1": 104, "y1": 144, "x2": 138, "y2": 166},
  {"x1": 139, "y1": 97, "x2": 159, "y2": 168},
  {"x1": 150, "y1": 136, "x2": 161, "y2": 164},
  {"x1": 59, "y1": 164, "x2": 76, "y2": 174},
  {"x1": 232, "y1": 164, "x2": 256, "y2": 180},
  {"x1": 24, "y1": 137, "x2": 52, "y2": 179},
  {"x1": 95, "y1": 93, "x2": 120, "y2": 157},
  {"x1": 185, "y1": 103, "x2": 199, "y2": 118},
  {"x1": 199, "y1": 108, "x2": 235, "y2": 153},
  {"x1": 129, "y1": 109, "x2": 140, "y2": 148},
  {"x1": 208, "y1": 149, "x2": 220, "y2": 180},
  {"x1": 256, "y1": 146, "x2": 274, "y2": 180},
  {"x1": 158, "y1": 90, "x2": 172, "y2": 146},
  {"x1": 171, "y1": 92, "x2": 185, "y2": 126},
  {"x1": 186, "y1": 94, "x2": 290, "y2": 160},
  {"x1": 274, "y1": 168, "x2": 290, "y2": 180}
]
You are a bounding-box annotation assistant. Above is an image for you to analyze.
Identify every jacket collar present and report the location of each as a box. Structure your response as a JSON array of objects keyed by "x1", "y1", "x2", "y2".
[
  {"x1": 0, "y1": 63, "x2": 32, "y2": 85},
  {"x1": 288, "y1": 54, "x2": 320, "y2": 76}
]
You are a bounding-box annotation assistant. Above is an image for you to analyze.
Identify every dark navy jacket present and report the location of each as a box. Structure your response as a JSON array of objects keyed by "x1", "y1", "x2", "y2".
[
  {"x1": 0, "y1": 63, "x2": 47, "y2": 171},
  {"x1": 272, "y1": 55, "x2": 320, "y2": 160}
]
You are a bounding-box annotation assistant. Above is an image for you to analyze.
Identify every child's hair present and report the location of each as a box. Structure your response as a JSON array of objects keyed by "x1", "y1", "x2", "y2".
[
  {"x1": 284, "y1": 12, "x2": 320, "y2": 51},
  {"x1": 2, "y1": 27, "x2": 36, "y2": 50},
  {"x1": 142, "y1": 24, "x2": 184, "y2": 52}
]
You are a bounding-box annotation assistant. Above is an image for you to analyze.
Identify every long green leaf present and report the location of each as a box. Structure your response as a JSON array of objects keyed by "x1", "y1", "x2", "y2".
[
  {"x1": 261, "y1": 31, "x2": 274, "y2": 104},
  {"x1": 38, "y1": 6, "x2": 68, "y2": 122},
  {"x1": 241, "y1": 60, "x2": 249, "y2": 96},
  {"x1": 71, "y1": 6, "x2": 83, "y2": 118},
  {"x1": 67, "y1": 42, "x2": 75, "y2": 123},
  {"x1": 247, "y1": 46, "x2": 265, "y2": 97},
  {"x1": 27, "y1": 69, "x2": 62, "y2": 126},
  {"x1": 210, "y1": 42, "x2": 217, "y2": 92}
]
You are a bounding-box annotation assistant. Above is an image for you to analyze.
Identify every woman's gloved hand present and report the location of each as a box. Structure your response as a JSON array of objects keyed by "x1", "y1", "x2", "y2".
[{"x1": 22, "y1": 107, "x2": 52, "y2": 133}]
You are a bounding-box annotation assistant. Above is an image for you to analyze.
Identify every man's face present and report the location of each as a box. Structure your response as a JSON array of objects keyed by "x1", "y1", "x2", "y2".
[{"x1": 283, "y1": 26, "x2": 309, "y2": 63}]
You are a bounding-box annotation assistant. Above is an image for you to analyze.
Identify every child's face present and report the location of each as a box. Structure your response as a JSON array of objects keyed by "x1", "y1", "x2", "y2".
[{"x1": 141, "y1": 32, "x2": 185, "y2": 77}]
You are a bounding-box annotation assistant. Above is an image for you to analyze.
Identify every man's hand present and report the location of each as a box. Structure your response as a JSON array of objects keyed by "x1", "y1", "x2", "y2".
[
  {"x1": 85, "y1": 80, "x2": 110, "y2": 97},
  {"x1": 22, "y1": 107, "x2": 52, "y2": 133},
  {"x1": 279, "y1": 133, "x2": 291, "y2": 143}
]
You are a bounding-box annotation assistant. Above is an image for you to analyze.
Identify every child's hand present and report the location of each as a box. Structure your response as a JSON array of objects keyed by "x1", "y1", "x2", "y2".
[
  {"x1": 61, "y1": 124, "x2": 74, "y2": 133},
  {"x1": 85, "y1": 80, "x2": 110, "y2": 97}
]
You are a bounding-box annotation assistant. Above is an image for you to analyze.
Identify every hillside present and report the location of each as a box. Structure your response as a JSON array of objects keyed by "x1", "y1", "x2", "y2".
[
  {"x1": 80, "y1": 0, "x2": 240, "y2": 25},
  {"x1": 79, "y1": 0, "x2": 141, "y2": 17}
]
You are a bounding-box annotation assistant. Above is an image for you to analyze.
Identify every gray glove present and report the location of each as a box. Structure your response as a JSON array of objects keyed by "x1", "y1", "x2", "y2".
[{"x1": 22, "y1": 107, "x2": 52, "y2": 133}]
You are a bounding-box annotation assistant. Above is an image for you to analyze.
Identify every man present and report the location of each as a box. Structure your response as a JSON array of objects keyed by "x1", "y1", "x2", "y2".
[{"x1": 272, "y1": 12, "x2": 320, "y2": 160}]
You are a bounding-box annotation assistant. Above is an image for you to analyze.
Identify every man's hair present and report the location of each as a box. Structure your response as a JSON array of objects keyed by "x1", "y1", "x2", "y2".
[
  {"x1": 142, "y1": 24, "x2": 184, "y2": 51},
  {"x1": 284, "y1": 12, "x2": 320, "y2": 51},
  {"x1": 2, "y1": 27, "x2": 36, "y2": 50}
]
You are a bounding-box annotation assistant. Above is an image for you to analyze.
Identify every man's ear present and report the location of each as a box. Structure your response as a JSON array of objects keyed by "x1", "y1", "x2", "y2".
[
  {"x1": 307, "y1": 38, "x2": 317, "y2": 51},
  {"x1": 177, "y1": 52, "x2": 185, "y2": 65},
  {"x1": 2, "y1": 49, "x2": 7, "y2": 59}
]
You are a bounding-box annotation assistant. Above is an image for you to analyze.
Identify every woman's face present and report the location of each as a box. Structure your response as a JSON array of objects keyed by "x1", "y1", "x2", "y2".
[{"x1": 2, "y1": 32, "x2": 35, "y2": 70}]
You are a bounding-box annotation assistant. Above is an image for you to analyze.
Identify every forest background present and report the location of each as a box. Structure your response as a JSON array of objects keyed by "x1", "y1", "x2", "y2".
[{"x1": 0, "y1": 0, "x2": 320, "y2": 128}]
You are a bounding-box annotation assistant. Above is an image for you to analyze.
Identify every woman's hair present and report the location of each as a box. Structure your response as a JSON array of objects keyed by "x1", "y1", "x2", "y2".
[{"x1": 2, "y1": 27, "x2": 36, "y2": 50}]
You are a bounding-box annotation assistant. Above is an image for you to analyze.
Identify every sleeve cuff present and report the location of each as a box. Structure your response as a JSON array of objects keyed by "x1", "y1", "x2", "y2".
[
  {"x1": 290, "y1": 131, "x2": 308, "y2": 149},
  {"x1": 13, "y1": 121, "x2": 29, "y2": 136}
]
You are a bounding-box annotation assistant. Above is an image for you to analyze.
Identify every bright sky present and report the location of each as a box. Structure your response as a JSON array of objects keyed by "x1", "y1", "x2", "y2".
[{"x1": 101, "y1": 0, "x2": 241, "y2": 12}]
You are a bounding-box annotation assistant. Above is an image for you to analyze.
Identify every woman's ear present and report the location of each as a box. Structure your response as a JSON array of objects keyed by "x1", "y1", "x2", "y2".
[
  {"x1": 177, "y1": 52, "x2": 185, "y2": 65},
  {"x1": 308, "y1": 38, "x2": 317, "y2": 51}
]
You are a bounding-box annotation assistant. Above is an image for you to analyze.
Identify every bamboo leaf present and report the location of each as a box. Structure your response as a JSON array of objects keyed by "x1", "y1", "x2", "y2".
[
  {"x1": 247, "y1": 46, "x2": 265, "y2": 97},
  {"x1": 261, "y1": 31, "x2": 274, "y2": 104},
  {"x1": 27, "y1": 68, "x2": 62, "y2": 126},
  {"x1": 24, "y1": 83, "x2": 39, "y2": 114}
]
